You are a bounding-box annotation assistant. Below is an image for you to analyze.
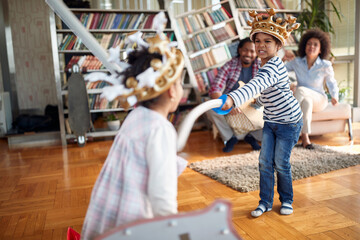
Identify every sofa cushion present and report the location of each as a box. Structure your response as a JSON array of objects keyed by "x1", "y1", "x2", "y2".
[
  {"x1": 310, "y1": 120, "x2": 347, "y2": 136},
  {"x1": 312, "y1": 103, "x2": 351, "y2": 121}
]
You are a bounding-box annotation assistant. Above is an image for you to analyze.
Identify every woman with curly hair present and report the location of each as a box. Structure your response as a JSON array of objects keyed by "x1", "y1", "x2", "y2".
[{"x1": 284, "y1": 29, "x2": 339, "y2": 149}]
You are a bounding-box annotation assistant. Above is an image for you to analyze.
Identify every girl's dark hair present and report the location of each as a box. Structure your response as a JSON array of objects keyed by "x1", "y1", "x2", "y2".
[
  {"x1": 297, "y1": 29, "x2": 331, "y2": 59},
  {"x1": 120, "y1": 48, "x2": 163, "y2": 108},
  {"x1": 236, "y1": 37, "x2": 252, "y2": 56}
]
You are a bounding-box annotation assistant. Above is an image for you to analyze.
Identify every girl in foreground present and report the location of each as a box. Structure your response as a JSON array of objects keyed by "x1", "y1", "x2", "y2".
[{"x1": 81, "y1": 27, "x2": 186, "y2": 238}]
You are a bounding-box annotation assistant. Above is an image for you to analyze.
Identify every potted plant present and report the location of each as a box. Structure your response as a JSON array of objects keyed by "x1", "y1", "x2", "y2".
[
  {"x1": 105, "y1": 112, "x2": 121, "y2": 131},
  {"x1": 326, "y1": 80, "x2": 351, "y2": 102},
  {"x1": 296, "y1": 0, "x2": 343, "y2": 36}
]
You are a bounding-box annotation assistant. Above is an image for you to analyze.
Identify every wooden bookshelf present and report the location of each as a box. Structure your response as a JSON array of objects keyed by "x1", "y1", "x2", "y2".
[
  {"x1": 168, "y1": 0, "x2": 240, "y2": 96},
  {"x1": 168, "y1": 0, "x2": 303, "y2": 99},
  {"x1": 49, "y1": 8, "x2": 186, "y2": 145}
]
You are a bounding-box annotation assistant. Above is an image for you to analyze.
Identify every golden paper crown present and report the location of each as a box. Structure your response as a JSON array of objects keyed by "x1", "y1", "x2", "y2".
[
  {"x1": 119, "y1": 34, "x2": 184, "y2": 109},
  {"x1": 247, "y1": 8, "x2": 300, "y2": 45}
]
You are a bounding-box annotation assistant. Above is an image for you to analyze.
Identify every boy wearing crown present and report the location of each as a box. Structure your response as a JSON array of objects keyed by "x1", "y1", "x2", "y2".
[{"x1": 222, "y1": 9, "x2": 303, "y2": 217}]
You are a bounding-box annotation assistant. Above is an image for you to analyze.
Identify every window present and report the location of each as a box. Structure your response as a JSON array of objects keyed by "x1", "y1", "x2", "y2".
[{"x1": 330, "y1": 0, "x2": 355, "y2": 104}]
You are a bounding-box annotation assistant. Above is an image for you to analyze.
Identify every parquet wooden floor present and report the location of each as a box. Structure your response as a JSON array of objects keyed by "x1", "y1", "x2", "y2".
[{"x1": 0, "y1": 123, "x2": 359, "y2": 239}]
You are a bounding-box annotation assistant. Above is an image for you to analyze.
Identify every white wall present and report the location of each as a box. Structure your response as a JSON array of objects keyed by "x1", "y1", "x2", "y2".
[{"x1": 8, "y1": 0, "x2": 57, "y2": 112}]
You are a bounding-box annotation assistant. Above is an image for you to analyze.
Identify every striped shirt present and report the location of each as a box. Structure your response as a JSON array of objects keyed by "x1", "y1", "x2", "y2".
[{"x1": 228, "y1": 56, "x2": 302, "y2": 124}]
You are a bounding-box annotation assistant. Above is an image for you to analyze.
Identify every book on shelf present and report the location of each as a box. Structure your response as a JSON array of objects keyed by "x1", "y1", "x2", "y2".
[
  {"x1": 132, "y1": 13, "x2": 145, "y2": 29},
  {"x1": 220, "y1": 7, "x2": 232, "y2": 19},
  {"x1": 193, "y1": 68, "x2": 219, "y2": 94},
  {"x1": 183, "y1": 16, "x2": 193, "y2": 34},
  {"x1": 120, "y1": 14, "x2": 132, "y2": 29},
  {"x1": 194, "y1": 14, "x2": 206, "y2": 29},
  {"x1": 65, "y1": 118, "x2": 72, "y2": 134},
  {"x1": 176, "y1": 18, "x2": 187, "y2": 36},
  {"x1": 191, "y1": 14, "x2": 203, "y2": 32},
  {"x1": 99, "y1": 34, "x2": 112, "y2": 49},
  {"x1": 143, "y1": 14, "x2": 156, "y2": 29},
  {"x1": 127, "y1": 14, "x2": 139, "y2": 29},
  {"x1": 211, "y1": 44, "x2": 232, "y2": 64},
  {"x1": 202, "y1": 11, "x2": 215, "y2": 26},
  {"x1": 111, "y1": 14, "x2": 122, "y2": 29},
  {"x1": 195, "y1": 73, "x2": 207, "y2": 93},
  {"x1": 204, "y1": 31, "x2": 216, "y2": 45}
]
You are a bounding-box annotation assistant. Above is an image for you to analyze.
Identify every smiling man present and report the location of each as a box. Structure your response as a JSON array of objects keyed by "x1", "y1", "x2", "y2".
[{"x1": 207, "y1": 37, "x2": 262, "y2": 152}]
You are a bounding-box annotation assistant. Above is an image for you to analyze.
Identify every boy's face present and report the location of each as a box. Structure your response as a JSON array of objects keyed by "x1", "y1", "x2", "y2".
[{"x1": 254, "y1": 33, "x2": 281, "y2": 63}]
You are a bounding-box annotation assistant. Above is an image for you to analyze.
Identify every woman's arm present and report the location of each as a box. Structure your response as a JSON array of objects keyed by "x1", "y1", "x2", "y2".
[{"x1": 324, "y1": 64, "x2": 339, "y2": 105}]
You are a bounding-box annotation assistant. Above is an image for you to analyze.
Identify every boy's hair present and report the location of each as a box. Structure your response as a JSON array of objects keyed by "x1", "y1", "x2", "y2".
[
  {"x1": 297, "y1": 29, "x2": 331, "y2": 59},
  {"x1": 236, "y1": 37, "x2": 252, "y2": 57},
  {"x1": 120, "y1": 49, "x2": 163, "y2": 108}
]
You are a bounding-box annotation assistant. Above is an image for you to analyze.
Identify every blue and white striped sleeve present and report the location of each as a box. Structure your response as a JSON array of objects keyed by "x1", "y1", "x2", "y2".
[{"x1": 228, "y1": 62, "x2": 279, "y2": 108}]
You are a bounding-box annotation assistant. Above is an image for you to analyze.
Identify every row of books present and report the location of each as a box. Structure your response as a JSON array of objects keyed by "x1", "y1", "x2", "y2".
[
  {"x1": 59, "y1": 31, "x2": 175, "y2": 51},
  {"x1": 195, "y1": 68, "x2": 218, "y2": 93},
  {"x1": 65, "y1": 55, "x2": 104, "y2": 71},
  {"x1": 176, "y1": 7, "x2": 232, "y2": 35},
  {"x1": 195, "y1": 73, "x2": 210, "y2": 93},
  {"x1": 235, "y1": 0, "x2": 284, "y2": 9},
  {"x1": 74, "y1": 12, "x2": 159, "y2": 30},
  {"x1": 190, "y1": 44, "x2": 232, "y2": 72},
  {"x1": 86, "y1": 80, "x2": 110, "y2": 90},
  {"x1": 183, "y1": 23, "x2": 237, "y2": 53},
  {"x1": 238, "y1": 11, "x2": 293, "y2": 27},
  {"x1": 59, "y1": 33, "x2": 123, "y2": 50},
  {"x1": 88, "y1": 94, "x2": 121, "y2": 110}
]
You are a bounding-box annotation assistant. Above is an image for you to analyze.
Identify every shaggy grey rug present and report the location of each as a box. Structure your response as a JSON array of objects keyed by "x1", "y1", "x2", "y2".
[{"x1": 189, "y1": 144, "x2": 360, "y2": 192}]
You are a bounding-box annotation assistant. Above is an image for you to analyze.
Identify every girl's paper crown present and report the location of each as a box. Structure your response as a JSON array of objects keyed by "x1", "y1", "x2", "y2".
[
  {"x1": 117, "y1": 33, "x2": 184, "y2": 109},
  {"x1": 85, "y1": 12, "x2": 184, "y2": 109},
  {"x1": 247, "y1": 8, "x2": 300, "y2": 45}
]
